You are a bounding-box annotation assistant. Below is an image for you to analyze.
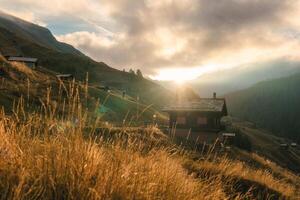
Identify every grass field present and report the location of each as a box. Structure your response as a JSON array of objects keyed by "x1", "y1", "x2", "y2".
[{"x1": 0, "y1": 78, "x2": 299, "y2": 200}]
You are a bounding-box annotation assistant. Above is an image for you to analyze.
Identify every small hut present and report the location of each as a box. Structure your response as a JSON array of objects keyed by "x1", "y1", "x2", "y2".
[
  {"x1": 7, "y1": 56, "x2": 38, "y2": 69},
  {"x1": 56, "y1": 74, "x2": 74, "y2": 81},
  {"x1": 291, "y1": 143, "x2": 297, "y2": 147}
]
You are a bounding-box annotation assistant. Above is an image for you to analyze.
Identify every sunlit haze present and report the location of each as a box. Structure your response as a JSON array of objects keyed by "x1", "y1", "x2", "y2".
[{"x1": 149, "y1": 65, "x2": 220, "y2": 83}]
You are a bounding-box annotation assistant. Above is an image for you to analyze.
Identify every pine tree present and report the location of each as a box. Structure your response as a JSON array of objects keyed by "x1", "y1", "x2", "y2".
[
  {"x1": 129, "y1": 68, "x2": 135, "y2": 75},
  {"x1": 136, "y1": 69, "x2": 143, "y2": 78}
]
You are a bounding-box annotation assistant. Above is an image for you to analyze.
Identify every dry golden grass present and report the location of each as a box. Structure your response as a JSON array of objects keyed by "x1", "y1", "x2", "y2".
[
  {"x1": 249, "y1": 152, "x2": 300, "y2": 184},
  {"x1": 0, "y1": 55, "x2": 5, "y2": 62},
  {"x1": 0, "y1": 79, "x2": 299, "y2": 200},
  {"x1": 0, "y1": 111, "x2": 227, "y2": 199},
  {"x1": 192, "y1": 158, "x2": 297, "y2": 197},
  {"x1": 0, "y1": 57, "x2": 48, "y2": 83},
  {"x1": 9, "y1": 62, "x2": 35, "y2": 77}
]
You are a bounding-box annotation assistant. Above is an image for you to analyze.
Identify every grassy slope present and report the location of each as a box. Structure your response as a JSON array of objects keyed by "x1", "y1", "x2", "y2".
[
  {"x1": 1, "y1": 56, "x2": 299, "y2": 198},
  {"x1": 0, "y1": 98, "x2": 299, "y2": 199},
  {"x1": 1, "y1": 58, "x2": 300, "y2": 199},
  {"x1": 0, "y1": 56, "x2": 167, "y2": 122},
  {"x1": 87, "y1": 86, "x2": 168, "y2": 122}
]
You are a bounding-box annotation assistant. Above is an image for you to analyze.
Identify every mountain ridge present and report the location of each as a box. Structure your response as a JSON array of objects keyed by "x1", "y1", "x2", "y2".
[
  {"x1": 225, "y1": 72, "x2": 300, "y2": 142},
  {"x1": 0, "y1": 10, "x2": 83, "y2": 56}
]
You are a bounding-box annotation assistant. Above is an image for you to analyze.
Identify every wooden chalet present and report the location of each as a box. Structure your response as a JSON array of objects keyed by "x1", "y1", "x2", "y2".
[
  {"x1": 56, "y1": 74, "x2": 74, "y2": 81},
  {"x1": 163, "y1": 93, "x2": 228, "y2": 142},
  {"x1": 6, "y1": 56, "x2": 38, "y2": 69}
]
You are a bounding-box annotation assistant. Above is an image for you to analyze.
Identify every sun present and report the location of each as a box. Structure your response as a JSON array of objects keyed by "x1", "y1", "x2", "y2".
[
  {"x1": 150, "y1": 67, "x2": 205, "y2": 83},
  {"x1": 174, "y1": 78, "x2": 186, "y2": 85}
]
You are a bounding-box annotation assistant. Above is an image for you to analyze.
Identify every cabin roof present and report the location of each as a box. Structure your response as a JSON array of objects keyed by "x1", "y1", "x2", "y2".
[
  {"x1": 56, "y1": 74, "x2": 73, "y2": 78},
  {"x1": 7, "y1": 56, "x2": 38, "y2": 63},
  {"x1": 162, "y1": 98, "x2": 227, "y2": 113}
]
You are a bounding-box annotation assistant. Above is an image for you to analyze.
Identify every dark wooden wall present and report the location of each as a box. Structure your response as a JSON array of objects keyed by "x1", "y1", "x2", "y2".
[{"x1": 168, "y1": 111, "x2": 224, "y2": 132}]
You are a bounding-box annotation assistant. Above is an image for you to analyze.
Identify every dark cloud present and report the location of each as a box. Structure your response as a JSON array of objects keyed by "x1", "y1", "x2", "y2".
[
  {"x1": 192, "y1": 0, "x2": 286, "y2": 29},
  {"x1": 81, "y1": 0, "x2": 292, "y2": 73}
]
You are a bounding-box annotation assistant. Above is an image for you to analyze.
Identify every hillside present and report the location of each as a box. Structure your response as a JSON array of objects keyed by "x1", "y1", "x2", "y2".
[
  {"x1": 2, "y1": 55, "x2": 300, "y2": 200},
  {"x1": 0, "y1": 89, "x2": 299, "y2": 199},
  {"x1": 0, "y1": 55, "x2": 168, "y2": 123},
  {"x1": 225, "y1": 73, "x2": 300, "y2": 142},
  {"x1": 0, "y1": 11, "x2": 176, "y2": 110},
  {"x1": 0, "y1": 10, "x2": 82, "y2": 56}
]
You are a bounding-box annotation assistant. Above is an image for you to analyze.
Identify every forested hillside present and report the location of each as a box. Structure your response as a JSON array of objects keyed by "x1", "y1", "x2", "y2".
[{"x1": 225, "y1": 73, "x2": 300, "y2": 141}]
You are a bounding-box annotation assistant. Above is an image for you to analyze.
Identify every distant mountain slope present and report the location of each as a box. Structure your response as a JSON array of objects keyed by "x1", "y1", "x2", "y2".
[
  {"x1": 0, "y1": 10, "x2": 82, "y2": 56},
  {"x1": 190, "y1": 60, "x2": 300, "y2": 96},
  {"x1": 0, "y1": 12, "x2": 176, "y2": 109},
  {"x1": 225, "y1": 73, "x2": 300, "y2": 141}
]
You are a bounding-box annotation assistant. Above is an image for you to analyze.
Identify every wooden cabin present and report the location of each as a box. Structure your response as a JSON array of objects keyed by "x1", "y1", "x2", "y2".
[
  {"x1": 7, "y1": 56, "x2": 38, "y2": 69},
  {"x1": 291, "y1": 143, "x2": 297, "y2": 147},
  {"x1": 163, "y1": 93, "x2": 228, "y2": 142},
  {"x1": 56, "y1": 74, "x2": 74, "y2": 81}
]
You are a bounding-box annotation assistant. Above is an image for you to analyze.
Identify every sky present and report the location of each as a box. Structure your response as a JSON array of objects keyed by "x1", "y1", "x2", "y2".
[{"x1": 1, "y1": 0, "x2": 300, "y2": 81}]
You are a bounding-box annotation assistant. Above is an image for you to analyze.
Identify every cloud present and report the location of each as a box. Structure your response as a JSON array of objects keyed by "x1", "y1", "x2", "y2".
[
  {"x1": 57, "y1": 32, "x2": 115, "y2": 48},
  {"x1": 0, "y1": 0, "x2": 113, "y2": 34},
  {"x1": 58, "y1": 0, "x2": 299, "y2": 74},
  {"x1": 0, "y1": 9, "x2": 47, "y2": 26},
  {"x1": 1, "y1": 0, "x2": 300, "y2": 78}
]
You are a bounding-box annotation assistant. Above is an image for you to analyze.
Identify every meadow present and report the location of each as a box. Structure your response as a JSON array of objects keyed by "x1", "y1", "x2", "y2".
[{"x1": 0, "y1": 78, "x2": 299, "y2": 200}]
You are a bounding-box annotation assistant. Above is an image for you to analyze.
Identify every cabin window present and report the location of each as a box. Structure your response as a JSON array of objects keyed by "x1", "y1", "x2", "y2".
[
  {"x1": 176, "y1": 116, "x2": 186, "y2": 125},
  {"x1": 197, "y1": 117, "x2": 207, "y2": 125}
]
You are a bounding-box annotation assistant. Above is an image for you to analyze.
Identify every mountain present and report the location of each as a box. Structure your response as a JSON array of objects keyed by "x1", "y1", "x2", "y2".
[
  {"x1": 0, "y1": 11, "x2": 176, "y2": 111},
  {"x1": 0, "y1": 10, "x2": 82, "y2": 56},
  {"x1": 225, "y1": 73, "x2": 300, "y2": 141},
  {"x1": 190, "y1": 60, "x2": 300, "y2": 97}
]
